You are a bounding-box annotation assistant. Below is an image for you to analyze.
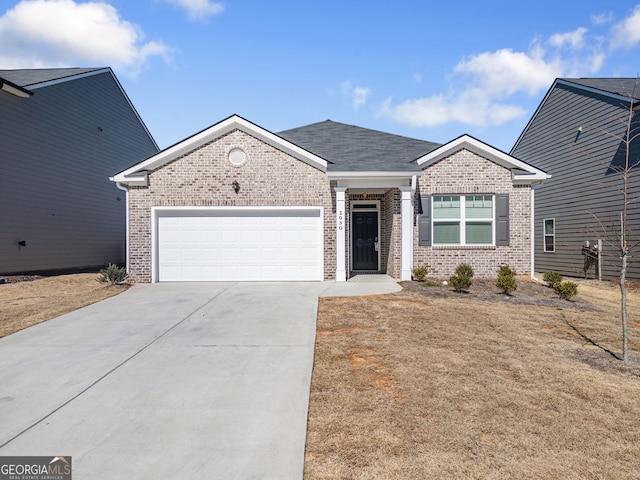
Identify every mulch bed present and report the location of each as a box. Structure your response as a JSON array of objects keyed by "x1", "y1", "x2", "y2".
[{"x1": 400, "y1": 277, "x2": 600, "y2": 310}]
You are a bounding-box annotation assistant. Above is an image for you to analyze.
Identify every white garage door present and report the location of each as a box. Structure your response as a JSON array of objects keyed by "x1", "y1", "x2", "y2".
[{"x1": 156, "y1": 208, "x2": 323, "y2": 281}]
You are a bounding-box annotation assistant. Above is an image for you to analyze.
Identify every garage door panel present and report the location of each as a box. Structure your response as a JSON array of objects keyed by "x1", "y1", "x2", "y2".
[{"x1": 157, "y1": 209, "x2": 322, "y2": 281}]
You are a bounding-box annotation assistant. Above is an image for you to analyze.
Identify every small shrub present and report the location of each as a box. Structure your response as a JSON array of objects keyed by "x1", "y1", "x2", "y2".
[
  {"x1": 455, "y1": 263, "x2": 474, "y2": 278},
  {"x1": 496, "y1": 265, "x2": 517, "y2": 295},
  {"x1": 412, "y1": 265, "x2": 429, "y2": 282},
  {"x1": 97, "y1": 263, "x2": 128, "y2": 285},
  {"x1": 553, "y1": 281, "x2": 578, "y2": 300},
  {"x1": 543, "y1": 271, "x2": 563, "y2": 288},
  {"x1": 450, "y1": 263, "x2": 474, "y2": 292}
]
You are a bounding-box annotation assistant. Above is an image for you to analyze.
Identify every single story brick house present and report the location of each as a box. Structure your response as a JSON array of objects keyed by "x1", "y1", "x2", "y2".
[{"x1": 111, "y1": 115, "x2": 549, "y2": 282}]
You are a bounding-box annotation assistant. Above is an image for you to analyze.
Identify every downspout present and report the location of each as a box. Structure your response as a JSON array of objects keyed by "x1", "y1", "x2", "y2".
[
  {"x1": 410, "y1": 175, "x2": 417, "y2": 275},
  {"x1": 114, "y1": 181, "x2": 130, "y2": 274},
  {"x1": 530, "y1": 186, "x2": 541, "y2": 283}
]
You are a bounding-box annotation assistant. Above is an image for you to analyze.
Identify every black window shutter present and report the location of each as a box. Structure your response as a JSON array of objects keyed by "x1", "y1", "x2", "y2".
[
  {"x1": 495, "y1": 194, "x2": 509, "y2": 246},
  {"x1": 418, "y1": 196, "x2": 431, "y2": 246}
]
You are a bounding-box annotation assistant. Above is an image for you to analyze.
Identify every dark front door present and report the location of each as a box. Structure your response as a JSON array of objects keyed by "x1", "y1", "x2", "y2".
[{"x1": 352, "y1": 211, "x2": 378, "y2": 271}]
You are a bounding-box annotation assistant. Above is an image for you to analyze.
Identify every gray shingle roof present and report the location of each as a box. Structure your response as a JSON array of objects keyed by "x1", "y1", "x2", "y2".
[
  {"x1": 278, "y1": 120, "x2": 441, "y2": 172},
  {"x1": 561, "y1": 78, "x2": 640, "y2": 101},
  {"x1": 0, "y1": 67, "x2": 104, "y2": 87}
]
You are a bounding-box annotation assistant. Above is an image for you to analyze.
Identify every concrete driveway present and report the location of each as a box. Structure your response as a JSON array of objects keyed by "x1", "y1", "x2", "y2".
[{"x1": 0, "y1": 278, "x2": 399, "y2": 479}]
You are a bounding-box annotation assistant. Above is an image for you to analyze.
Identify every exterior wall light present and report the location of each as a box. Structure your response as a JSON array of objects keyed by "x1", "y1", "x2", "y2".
[{"x1": 232, "y1": 180, "x2": 240, "y2": 194}]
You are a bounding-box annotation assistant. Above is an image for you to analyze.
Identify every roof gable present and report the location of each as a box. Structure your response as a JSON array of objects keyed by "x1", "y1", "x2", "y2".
[
  {"x1": 417, "y1": 134, "x2": 549, "y2": 183},
  {"x1": 279, "y1": 120, "x2": 440, "y2": 172},
  {"x1": 512, "y1": 77, "x2": 639, "y2": 153},
  {"x1": 112, "y1": 115, "x2": 328, "y2": 186}
]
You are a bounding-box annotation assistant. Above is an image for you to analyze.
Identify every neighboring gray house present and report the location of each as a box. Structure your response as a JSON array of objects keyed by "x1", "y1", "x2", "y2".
[
  {"x1": 112, "y1": 115, "x2": 548, "y2": 283},
  {"x1": 0, "y1": 67, "x2": 158, "y2": 275},
  {"x1": 511, "y1": 78, "x2": 640, "y2": 280}
]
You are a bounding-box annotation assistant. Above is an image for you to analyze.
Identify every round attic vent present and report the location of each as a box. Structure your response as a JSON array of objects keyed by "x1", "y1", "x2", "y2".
[{"x1": 228, "y1": 148, "x2": 246, "y2": 166}]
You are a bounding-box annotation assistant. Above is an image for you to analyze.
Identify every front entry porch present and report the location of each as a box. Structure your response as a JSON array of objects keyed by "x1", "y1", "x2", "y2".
[{"x1": 332, "y1": 174, "x2": 417, "y2": 282}]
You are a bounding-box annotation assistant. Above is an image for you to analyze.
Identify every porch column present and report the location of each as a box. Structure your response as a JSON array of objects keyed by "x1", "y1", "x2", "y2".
[
  {"x1": 400, "y1": 186, "x2": 413, "y2": 281},
  {"x1": 335, "y1": 187, "x2": 347, "y2": 282}
]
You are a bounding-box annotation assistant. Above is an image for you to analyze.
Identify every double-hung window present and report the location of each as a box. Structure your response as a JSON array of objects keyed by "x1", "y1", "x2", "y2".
[
  {"x1": 433, "y1": 195, "x2": 494, "y2": 245},
  {"x1": 543, "y1": 218, "x2": 555, "y2": 252}
]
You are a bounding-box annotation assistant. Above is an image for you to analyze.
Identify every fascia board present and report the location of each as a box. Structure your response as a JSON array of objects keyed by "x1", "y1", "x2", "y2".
[
  {"x1": 113, "y1": 115, "x2": 327, "y2": 185},
  {"x1": 110, "y1": 171, "x2": 148, "y2": 186},
  {"x1": 557, "y1": 78, "x2": 637, "y2": 104},
  {"x1": 328, "y1": 171, "x2": 419, "y2": 189},
  {"x1": 512, "y1": 171, "x2": 552, "y2": 183},
  {"x1": 417, "y1": 134, "x2": 549, "y2": 180},
  {"x1": 327, "y1": 171, "x2": 418, "y2": 178},
  {"x1": 0, "y1": 80, "x2": 33, "y2": 97},
  {"x1": 24, "y1": 68, "x2": 109, "y2": 89}
]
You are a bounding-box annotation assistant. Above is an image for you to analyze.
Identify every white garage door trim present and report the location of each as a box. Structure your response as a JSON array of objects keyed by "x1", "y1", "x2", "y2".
[{"x1": 152, "y1": 206, "x2": 324, "y2": 282}]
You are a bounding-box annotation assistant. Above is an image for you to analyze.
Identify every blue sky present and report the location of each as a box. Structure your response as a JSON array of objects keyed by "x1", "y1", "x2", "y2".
[{"x1": 1, "y1": 0, "x2": 640, "y2": 152}]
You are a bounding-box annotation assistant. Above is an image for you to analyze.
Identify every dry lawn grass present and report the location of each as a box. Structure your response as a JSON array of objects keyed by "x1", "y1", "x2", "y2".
[
  {"x1": 0, "y1": 274, "x2": 127, "y2": 338},
  {"x1": 305, "y1": 279, "x2": 640, "y2": 479}
]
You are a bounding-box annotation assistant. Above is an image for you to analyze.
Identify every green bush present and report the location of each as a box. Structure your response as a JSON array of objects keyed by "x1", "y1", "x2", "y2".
[
  {"x1": 450, "y1": 263, "x2": 474, "y2": 292},
  {"x1": 496, "y1": 265, "x2": 517, "y2": 295},
  {"x1": 412, "y1": 265, "x2": 429, "y2": 282},
  {"x1": 553, "y1": 281, "x2": 578, "y2": 300},
  {"x1": 455, "y1": 263, "x2": 474, "y2": 278},
  {"x1": 97, "y1": 263, "x2": 128, "y2": 285},
  {"x1": 543, "y1": 271, "x2": 563, "y2": 288}
]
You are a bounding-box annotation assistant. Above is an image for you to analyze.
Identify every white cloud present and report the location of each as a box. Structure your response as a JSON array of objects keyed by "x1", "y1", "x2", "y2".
[
  {"x1": 0, "y1": 0, "x2": 170, "y2": 74},
  {"x1": 161, "y1": 0, "x2": 224, "y2": 22},
  {"x1": 610, "y1": 4, "x2": 640, "y2": 50},
  {"x1": 454, "y1": 48, "x2": 564, "y2": 96},
  {"x1": 379, "y1": 15, "x2": 631, "y2": 130},
  {"x1": 341, "y1": 81, "x2": 372, "y2": 111},
  {"x1": 379, "y1": 89, "x2": 527, "y2": 128},
  {"x1": 380, "y1": 47, "x2": 562, "y2": 129},
  {"x1": 549, "y1": 27, "x2": 588, "y2": 49},
  {"x1": 591, "y1": 11, "x2": 614, "y2": 26}
]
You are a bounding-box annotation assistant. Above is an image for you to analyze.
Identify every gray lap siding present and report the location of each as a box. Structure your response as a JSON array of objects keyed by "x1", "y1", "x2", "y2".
[
  {"x1": 413, "y1": 150, "x2": 532, "y2": 279},
  {"x1": 127, "y1": 129, "x2": 335, "y2": 283}
]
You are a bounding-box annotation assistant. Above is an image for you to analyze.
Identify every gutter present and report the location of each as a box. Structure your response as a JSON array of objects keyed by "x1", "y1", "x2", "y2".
[
  {"x1": 114, "y1": 181, "x2": 130, "y2": 274},
  {"x1": 0, "y1": 78, "x2": 33, "y2": 98},
  {"x1": 530, "y1": 188, "x2": 542, "y2": 283}
]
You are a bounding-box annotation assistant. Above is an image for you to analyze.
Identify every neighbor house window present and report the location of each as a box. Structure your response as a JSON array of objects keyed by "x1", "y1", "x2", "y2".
[
  {"x1": 432, "y1": 195, "x2": 494, "y2": 245},
  {"x1": 544, "y1": 218, "x2": 555, "y2": 252}
]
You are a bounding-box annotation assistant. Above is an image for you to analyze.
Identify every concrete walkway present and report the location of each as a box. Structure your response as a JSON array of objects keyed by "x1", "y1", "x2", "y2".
[{"x1": 0, "y1": 276, "x2": 399, "y2": 479}]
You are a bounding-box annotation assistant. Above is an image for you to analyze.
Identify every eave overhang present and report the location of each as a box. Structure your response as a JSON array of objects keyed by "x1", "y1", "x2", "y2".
[
  {"x1": 0, "y1": 78, "x2": 33, "y2": 98},
  {"x1": 112, "y1": 115, "x2": 328, "y2": 186},
  {"x1": 328, "y1": 171, "x2": 419, "y2": 189},
  {"x1": 417, "y1": 134, "x2": 550, "y2": 184}
]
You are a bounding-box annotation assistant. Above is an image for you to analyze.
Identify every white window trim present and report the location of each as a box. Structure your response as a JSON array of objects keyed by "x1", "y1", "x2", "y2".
[
  {"x1": 543, "y1": 218, "x2": 555, "y2": 253},
  {"x1": 432, "y1": 195, "x2": 495, "y2": 246}
]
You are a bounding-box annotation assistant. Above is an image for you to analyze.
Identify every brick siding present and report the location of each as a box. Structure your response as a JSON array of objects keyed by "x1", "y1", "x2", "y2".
[
  {"x1": 414, "y1": 149, "x2": 532, "y2": 279},
  {"x1": 127, "y1": 129, "x2": 334, "y2": 282}
]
